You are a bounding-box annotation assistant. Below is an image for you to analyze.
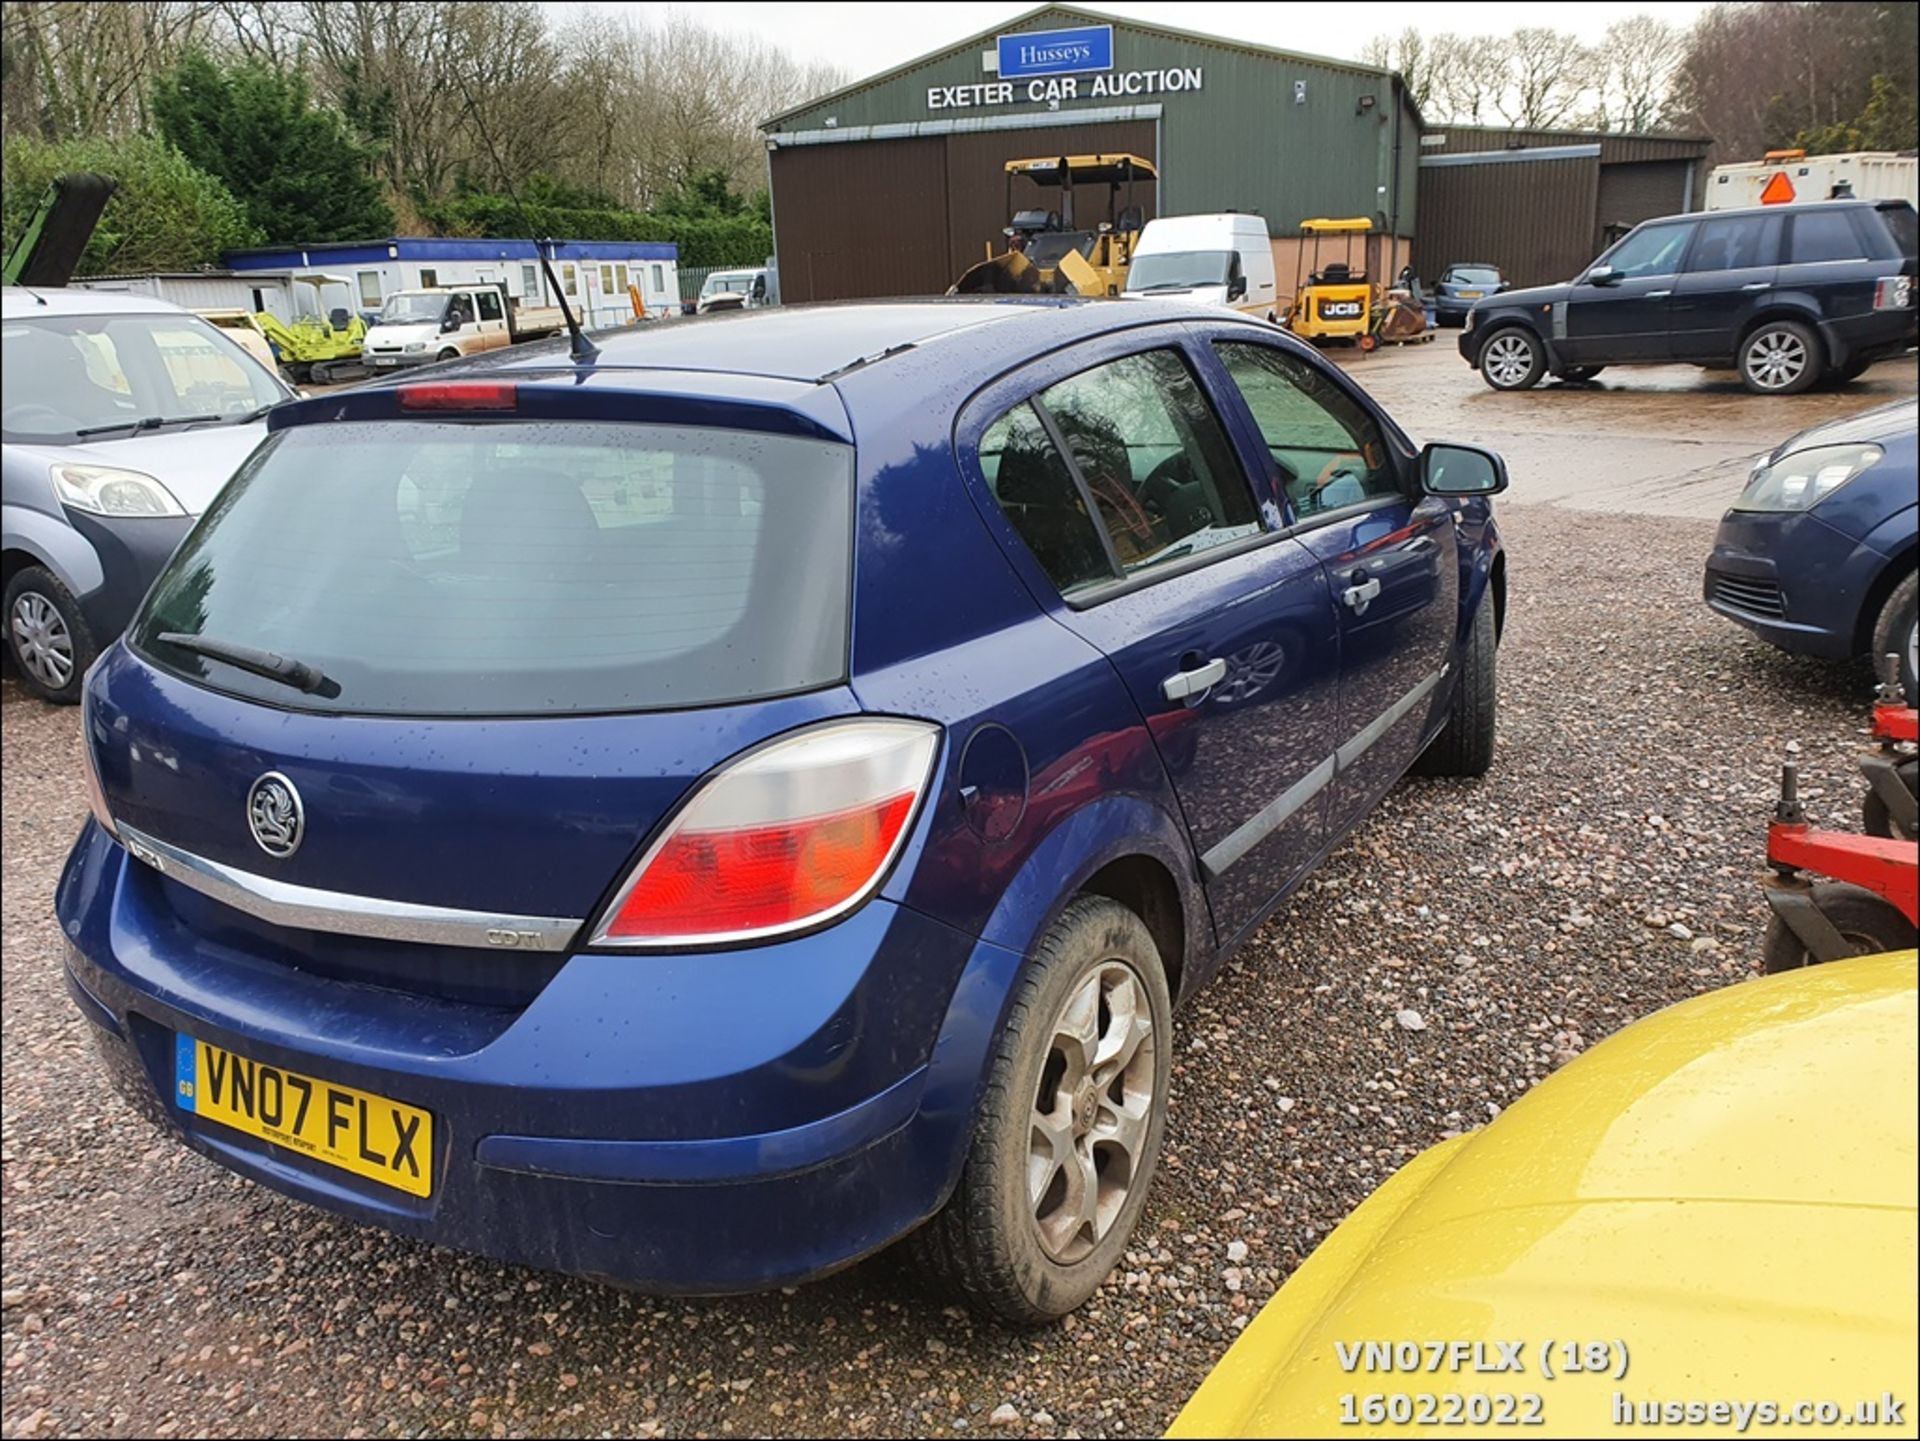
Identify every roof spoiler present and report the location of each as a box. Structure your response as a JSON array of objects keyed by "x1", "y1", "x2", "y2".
[{"x1": 2, "y1": 173, "x2": 117, "y2": 288}]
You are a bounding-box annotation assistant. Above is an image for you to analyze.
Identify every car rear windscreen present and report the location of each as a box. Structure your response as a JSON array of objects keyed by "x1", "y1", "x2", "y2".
[
  {"x1": 1447, "y1": 266, "x2": 1501, "y2": 285},
  {"x1": 131, "y1": 419, "x2": 853, "y2": 716}
]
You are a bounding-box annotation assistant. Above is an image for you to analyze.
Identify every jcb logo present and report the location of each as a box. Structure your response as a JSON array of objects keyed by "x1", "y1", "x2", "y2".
[
  {"x1": 486, "y1": 928, "x2": 543, "y2": 949},
  {"x1": 1322, "y1": 300, "x2": 1363, "y2": 318}
]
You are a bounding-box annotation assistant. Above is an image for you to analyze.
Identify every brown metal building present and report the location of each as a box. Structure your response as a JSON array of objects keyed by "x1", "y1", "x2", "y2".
[
  {"x1": 1414, "y1": 127, "x2": 1713, "y2": 288},
  {"x1": 766, "y1": 118, "x2": 1159, "y2": 303}
]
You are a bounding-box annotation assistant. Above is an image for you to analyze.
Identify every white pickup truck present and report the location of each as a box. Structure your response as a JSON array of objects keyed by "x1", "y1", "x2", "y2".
[{"x1": 360, "y1": 284, "x2": 567, "y2": 371}]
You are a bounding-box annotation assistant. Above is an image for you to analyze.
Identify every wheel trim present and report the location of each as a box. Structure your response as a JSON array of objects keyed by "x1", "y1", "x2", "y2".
[
  {"x1": 1027, "y1": 959, "x2": 1156, "y2": 1265},
  {"x1": 1746, "y1": 329, "x2": 1808, "y2": 390},
  {"x1": 1484, "y1": 334, "x2": 1533, "y2": 386},
  {"x1": 9, "y1": 592, "x2": 74, "y2": 690}
]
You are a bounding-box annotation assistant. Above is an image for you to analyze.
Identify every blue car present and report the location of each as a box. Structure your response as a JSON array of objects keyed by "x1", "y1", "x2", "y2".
[
  {"x1": 1705, "y1": 399, "x2": 1918, "y2": 703},
  {"x1": 57, "y1": 300, "x2": 1508, "y2": 1323}
]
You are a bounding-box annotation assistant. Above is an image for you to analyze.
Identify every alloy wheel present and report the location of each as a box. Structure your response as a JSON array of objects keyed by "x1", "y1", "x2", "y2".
[
  {"x1": 9, "y1": 592, "x2": 74, "y2": 692},
  {"x1": 1745, "y1": 328, "x2": 1808, "y2": 391},
  {"x1": 1028, "y1": 959, "x2": 1157, "y2": 1264},
  {"x1": 1483, "y1": 334, "x2": 1534, "y2": 387}
]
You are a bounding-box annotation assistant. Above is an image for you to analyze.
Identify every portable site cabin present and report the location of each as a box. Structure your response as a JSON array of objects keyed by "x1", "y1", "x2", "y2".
[
  {"x1": 223, "y1": 237, "x2": 681, "y2": 330},
  {"x1": 70, "y1": 269, "x2": 292, "y2": 316}
]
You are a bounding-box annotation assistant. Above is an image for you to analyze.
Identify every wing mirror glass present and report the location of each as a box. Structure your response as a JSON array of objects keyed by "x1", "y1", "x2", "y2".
[
  {"x1": 1228, "y1": 275, "x2": 1248, "y2": 301},
  {"x1": 1421, "y1": 442, "x2": 1508, "y2": 497}
]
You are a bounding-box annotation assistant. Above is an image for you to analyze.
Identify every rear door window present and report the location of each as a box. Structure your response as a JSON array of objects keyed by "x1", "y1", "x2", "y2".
[
  {"x1": 1684, "y1": 214, "x2": 1781, "y2": 272},
  {"x1": 476, "y1": 289, "x2": 504, "y2": 322},
  {"x1": 978, "y1": 348, "x2": 1263, "y2": 598},
  {"x1": 132, "y1": 420, "x2": 853, "y2": 715},
  {"x1": 1037, "y1": 349, "x2": 1261, "y2": 578},
  {"x1": 1788, "y1": 210, "x2": 1868, "y2": 263}
]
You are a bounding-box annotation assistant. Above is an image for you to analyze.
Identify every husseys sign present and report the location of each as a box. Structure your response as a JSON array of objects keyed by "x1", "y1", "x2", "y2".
[{"x1": 927, "y1": 24, "x2": 1205, "y2": 110}]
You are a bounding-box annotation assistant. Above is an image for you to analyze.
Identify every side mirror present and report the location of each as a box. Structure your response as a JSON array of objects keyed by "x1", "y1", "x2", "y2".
[
  {"x1": 441, "y1": 314, "x2": 462, "y2": 332},
  {"x1": 1421, "y1": 441, "x2": 1508, "y2": 497},
  {"x1": 1228, "y1": 276, "x2": 1248, "y2": 301},
  {"x1": 1585, "y1": 264, "x2": 1622, "y2": 287}
]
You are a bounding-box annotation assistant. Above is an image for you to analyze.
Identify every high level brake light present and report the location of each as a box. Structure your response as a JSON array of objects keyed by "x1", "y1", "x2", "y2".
[
  {"x1": 590, "y1": 719, "x2": 941, "y2": 946},
  {"x1": 398, "y1": 382, "x2": 518, "y2": 411}
]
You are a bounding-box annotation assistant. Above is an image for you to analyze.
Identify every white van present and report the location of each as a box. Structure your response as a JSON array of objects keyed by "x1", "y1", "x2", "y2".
[{"x1": 1122, "y1": 213, "x2": 1278, "y2": 319}]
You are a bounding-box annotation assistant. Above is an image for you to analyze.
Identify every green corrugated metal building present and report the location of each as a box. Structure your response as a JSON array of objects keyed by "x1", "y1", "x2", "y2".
[{"x1": 760, "y1": 4, "x2": 1421, "y2": 303}]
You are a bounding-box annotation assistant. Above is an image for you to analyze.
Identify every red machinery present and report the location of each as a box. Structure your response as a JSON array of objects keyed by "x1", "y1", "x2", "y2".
[{"x1": 1762, "y1": 656, "x2": 1920, "y2": 971}]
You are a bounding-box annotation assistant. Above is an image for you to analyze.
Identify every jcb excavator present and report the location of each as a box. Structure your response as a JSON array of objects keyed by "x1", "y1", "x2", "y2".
[{"x1": 951, "y1": 153, "x2": 1157, "y2": 298}]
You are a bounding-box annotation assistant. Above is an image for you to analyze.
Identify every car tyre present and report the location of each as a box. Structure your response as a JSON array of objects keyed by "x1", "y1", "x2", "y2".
[
  {"x1": 1477, "y1": 328, "x2": 1544, "y2": 391},
  {"x1": 1738, "y1": 319, "x2": 1822, "y2": 395},
  {"x1": 912, "y1": 895, "x2": 1172, "y2": 1325},
  {"x1": 1869, "y1": 570, "x2": 1918, "y2": 706},
  {"x1": 437, "y1": 347, "x2": 459, "y2": 362},
  {"x1": 4, "y1": 565, "x2": 96, "y2": 705},
  {"x1": 1413, "y1": 594, "x2": 1497, "y2": 777},
  {"x1": 1762, "y1": 882, "x2": 1917, "y2": 972}
]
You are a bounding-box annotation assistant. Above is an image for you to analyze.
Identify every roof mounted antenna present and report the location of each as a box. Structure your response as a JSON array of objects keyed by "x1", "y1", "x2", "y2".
[{"x1": 455, "y1": 73, "x2": 598, "y2": 363}]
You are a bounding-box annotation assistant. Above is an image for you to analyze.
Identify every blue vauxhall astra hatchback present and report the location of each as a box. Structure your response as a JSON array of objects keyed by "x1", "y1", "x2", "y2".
[{"x1": 57, "y1": 299, "x2": 1509, "y2": 1323}]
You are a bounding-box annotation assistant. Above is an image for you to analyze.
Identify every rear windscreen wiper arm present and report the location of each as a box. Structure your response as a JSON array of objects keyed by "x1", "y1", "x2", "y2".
[{"x1": 155, "y1": 632, "x2": 339, "y2": 697}]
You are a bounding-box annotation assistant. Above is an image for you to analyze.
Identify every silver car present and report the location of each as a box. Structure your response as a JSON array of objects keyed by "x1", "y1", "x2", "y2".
[{"x1": 2, "y1": 286, "x2": 291, "y2": 701}]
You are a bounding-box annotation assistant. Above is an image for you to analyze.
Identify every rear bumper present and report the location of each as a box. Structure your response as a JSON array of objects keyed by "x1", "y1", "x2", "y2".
[{"x1": 57, "y1": 820, "x2": 1018, "y2": 1292}]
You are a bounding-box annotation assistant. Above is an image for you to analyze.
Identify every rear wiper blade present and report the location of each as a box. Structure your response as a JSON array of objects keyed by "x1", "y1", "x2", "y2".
[{"x1": 155, "y1": 632, "x2": 339, "y2": 697}]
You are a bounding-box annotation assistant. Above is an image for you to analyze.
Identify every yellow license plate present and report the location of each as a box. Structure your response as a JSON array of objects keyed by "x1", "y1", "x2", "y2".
[
  {"x1": 1459, "y1": 290, "x2": 1483, "y2": 298},
  {"x1": 175, "y1": 1035, "x2": 432, "y2": 1196}
]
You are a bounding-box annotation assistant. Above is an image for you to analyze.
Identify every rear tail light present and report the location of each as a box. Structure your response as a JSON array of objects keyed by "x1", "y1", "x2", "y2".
[
  {"x1": 1873, "y1": 276, "x2": 1913, "y2": 311},
  {"x1": 590, "y1": 719, "x2": 940, "y2": 947}
]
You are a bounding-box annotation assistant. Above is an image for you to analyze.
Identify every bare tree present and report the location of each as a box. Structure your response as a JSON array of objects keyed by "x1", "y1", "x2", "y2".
[
  {"x1": 2, "y1": 0, "x2": 216, "y2": 141},
  {"x1": 1360, "y1": 26, "x2": 1434, "y2": 110},
  {"x1": 1428, "y1": 33, "x2": 1511, "y2": 125},
  {"x1": 1496, "y1": 27, "x2": 1597, "y2": 128},
  {"x1": 1595, "y1": 15, "x2": 1681, "y2": 131}
]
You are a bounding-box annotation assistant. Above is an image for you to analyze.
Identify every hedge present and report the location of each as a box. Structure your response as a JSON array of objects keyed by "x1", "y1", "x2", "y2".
[{"x1": 423, "y1": 195, "x2": 770, "y2": 269}]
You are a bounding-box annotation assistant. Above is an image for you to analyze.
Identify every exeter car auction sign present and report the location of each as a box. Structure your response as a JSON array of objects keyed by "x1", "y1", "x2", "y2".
[{"x1": 927, "y1": 24, "x2": 1205, "y2": 110}]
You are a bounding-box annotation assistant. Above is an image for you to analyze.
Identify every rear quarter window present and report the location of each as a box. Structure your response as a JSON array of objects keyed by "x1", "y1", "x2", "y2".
[
  {"x1": 1873, "y1": 203, "x2": 1917, "y2": 260},
  {"x1": 132, "y1": 419, "x2": 852, "y2": 716}
]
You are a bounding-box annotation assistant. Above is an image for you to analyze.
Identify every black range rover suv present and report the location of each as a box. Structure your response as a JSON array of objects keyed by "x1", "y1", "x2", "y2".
[{"x1": 1461, "y1": 199, "x2": 1918, "y2": 394}]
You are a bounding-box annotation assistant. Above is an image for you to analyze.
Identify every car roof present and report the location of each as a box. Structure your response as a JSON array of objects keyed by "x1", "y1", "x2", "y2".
[
  {"x1": 1645, "y1": 198, "x2": 1891, "y2": 224},
  {"x1": 1, "y1": 285, "x2": 203, "y2": 319},
  {"x1": 486, "y1": 298, "x2": 1175, "y2": 385}
]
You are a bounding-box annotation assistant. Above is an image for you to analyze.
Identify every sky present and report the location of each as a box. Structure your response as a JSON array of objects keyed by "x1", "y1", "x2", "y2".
[{"x1": 559, "y1": 1, "x2": 1715, "y2": 83}]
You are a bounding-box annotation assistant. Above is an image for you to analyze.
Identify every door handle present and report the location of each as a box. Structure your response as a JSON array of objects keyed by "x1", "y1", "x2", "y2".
[
  {"x1": 1645, "y1": 290, "x2": 1672, "y2": 299},
  {"x1": 1161, "y1": 657, "x2": 1227, "y2": 702},
  {"x1": 1741, "y1": 282, "x2": 1771, "y2": 290},
  {"x1": 1342, "y1": 577, "x2": 1383, "y2": 614}
]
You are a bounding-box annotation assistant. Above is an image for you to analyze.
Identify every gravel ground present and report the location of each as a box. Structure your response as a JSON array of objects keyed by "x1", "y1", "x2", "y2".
[{"x1": 3, "y1": 351, "x2": 1912, "y2": 1440}]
